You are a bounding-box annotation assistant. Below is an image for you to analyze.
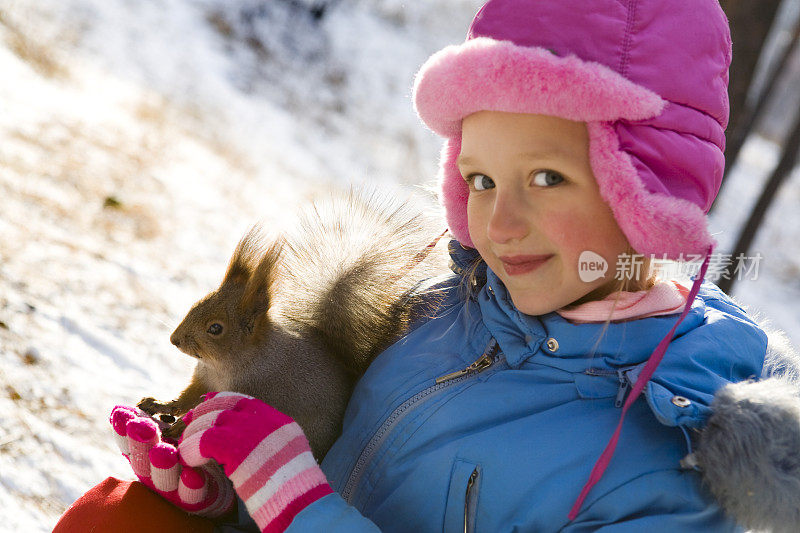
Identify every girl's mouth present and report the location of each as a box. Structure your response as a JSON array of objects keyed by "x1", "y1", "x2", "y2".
[{"x1": 498, "y1": 254, "x2": 553, "y2": 276}]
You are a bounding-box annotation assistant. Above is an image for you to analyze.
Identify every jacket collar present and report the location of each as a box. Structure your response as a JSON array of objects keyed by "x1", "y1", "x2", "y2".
[
  {"x1": 475, "y1": 266, "x2": 767, "y2": 433},
  {"x1": 477, "y1": 267, "x2": 706, "y2": 370}
]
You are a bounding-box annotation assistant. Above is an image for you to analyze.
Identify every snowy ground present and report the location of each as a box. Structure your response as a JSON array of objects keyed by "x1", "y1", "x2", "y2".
[{"x1": 0, "y1": 1, "x2": 798, "y2": 531}]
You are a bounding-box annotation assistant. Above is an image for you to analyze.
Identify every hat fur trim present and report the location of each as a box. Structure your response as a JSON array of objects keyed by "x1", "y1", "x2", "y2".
[
  {"x1": 413, "y1": 38, "x2": 666, "y2": 138},
  {"x1": 587, "y1": 122, "x2": 716, "y2": 259}
]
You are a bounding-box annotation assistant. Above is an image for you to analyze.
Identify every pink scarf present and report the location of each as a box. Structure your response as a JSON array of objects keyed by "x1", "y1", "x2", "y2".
[{"x1": 556, "y1": 280, "x2": 689, "y2": 324}]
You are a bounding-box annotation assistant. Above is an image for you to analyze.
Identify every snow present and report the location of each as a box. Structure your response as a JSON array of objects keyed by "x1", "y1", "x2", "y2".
[{"x1": 0, "y1": 0, "x2": 797, "y2": 530}]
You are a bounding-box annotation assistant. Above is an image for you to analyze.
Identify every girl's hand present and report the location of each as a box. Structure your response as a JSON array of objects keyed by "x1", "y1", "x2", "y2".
[
  {"x1": 109, "y1": 405, "x2": 236, "y2": 517},
  {"x1": 178, "y1": 392, "x2": 333, "y2": 533}
]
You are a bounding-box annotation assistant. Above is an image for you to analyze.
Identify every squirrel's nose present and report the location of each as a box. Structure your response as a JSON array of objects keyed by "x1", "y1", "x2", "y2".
[{"x1": 170, "y1": 334, "x2": 180, "y2": 347}]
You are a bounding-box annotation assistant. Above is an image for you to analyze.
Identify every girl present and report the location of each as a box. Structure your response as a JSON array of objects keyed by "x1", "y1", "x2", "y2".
[{"x1": 56, "y1": 0, "x2": 800, "y2": 531}]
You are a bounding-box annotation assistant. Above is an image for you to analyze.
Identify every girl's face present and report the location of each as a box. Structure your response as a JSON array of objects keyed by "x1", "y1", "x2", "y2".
[{"x1": 460, "y1": 111, "x2": 629, "y2": 315}]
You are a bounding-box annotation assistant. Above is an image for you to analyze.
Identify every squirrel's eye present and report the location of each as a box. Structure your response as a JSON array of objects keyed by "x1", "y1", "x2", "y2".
[{"x1": 207, "y1": 323, "x2": 224, "y2": 336}]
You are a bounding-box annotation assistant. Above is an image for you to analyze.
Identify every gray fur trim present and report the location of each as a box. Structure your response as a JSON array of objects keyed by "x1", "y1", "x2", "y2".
[
  {"x1": 761, "y1": 325, "x2": 800, "y2": 382},
  {"x1": 695, "y1": 325, "x2": 800, "y2": 532}
]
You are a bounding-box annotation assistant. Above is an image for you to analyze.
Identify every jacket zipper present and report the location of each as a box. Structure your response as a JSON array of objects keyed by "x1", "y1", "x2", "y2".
[
  {"x1": 341, "y1": 339, "x2": 501, "y2": 504},
  {"x1": 615, "y1": 368, "x2": 635, "y2": 408},
  {"x1": 584, "y1": 367, "x2": 636, "y2": 408},
  {"x1": 436, "y1": 350, "x2": 495, "y2": 384},
  {"x1": 464, "y1": 467, "x2": 479, "y2": 533}
]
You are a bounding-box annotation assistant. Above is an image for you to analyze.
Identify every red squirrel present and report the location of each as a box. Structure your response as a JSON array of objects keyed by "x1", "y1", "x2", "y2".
[{"x1": 138, "y1": 191, "x2": 448, "y2": 459}]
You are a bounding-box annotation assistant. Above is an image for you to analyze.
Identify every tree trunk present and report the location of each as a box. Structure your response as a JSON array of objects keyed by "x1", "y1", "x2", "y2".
[
  {"x1": 719, "y1": 0, "x2": 783, "y2": 143},
  {"x1": 718, "y1": 13, "x2": 800, "y2": 194},
  {"x1": 717, "y1": 104, "x2": 800, "y2": 294}
]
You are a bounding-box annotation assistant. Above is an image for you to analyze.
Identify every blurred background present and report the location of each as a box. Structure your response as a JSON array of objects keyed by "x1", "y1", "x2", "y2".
[{"x1": 0, "y1": 0, "x2": 798, "y2": 530}]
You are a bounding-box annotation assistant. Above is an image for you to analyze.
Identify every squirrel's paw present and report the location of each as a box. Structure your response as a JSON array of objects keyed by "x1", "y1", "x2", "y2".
[
  {"x1": 137, "y1": 396, "x2": 175, "y2": 416},
  {"x1": 162, "y1": 417, "x2": 187, "y2": 440}
]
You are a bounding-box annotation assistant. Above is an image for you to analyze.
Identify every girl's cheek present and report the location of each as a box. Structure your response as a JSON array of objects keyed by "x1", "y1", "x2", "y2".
[
  {"x1": 466, "y1": 198, "x2": 491, "y2": 243},
  {"x1": 537, "y1": 211, "x2": 591, "y2": 251},
  {"x1": 537, "y1": 208, "x2": 624, "y2": 263}
]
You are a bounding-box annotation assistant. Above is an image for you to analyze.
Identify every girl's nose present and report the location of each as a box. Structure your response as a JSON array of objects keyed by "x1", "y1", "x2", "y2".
[{"x1": 486, "y1": 190, "x2": 530, "y2": 244}]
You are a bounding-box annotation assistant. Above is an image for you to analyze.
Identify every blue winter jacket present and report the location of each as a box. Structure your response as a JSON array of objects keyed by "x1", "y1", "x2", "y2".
[{"x1": 276, "y1": 246, "x2": 768, "y2": 532}]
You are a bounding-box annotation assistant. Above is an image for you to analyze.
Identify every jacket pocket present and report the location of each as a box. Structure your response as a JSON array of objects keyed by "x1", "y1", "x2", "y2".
[{"x1": 443, "y1": 459, "x2": 481, "y2": 533}]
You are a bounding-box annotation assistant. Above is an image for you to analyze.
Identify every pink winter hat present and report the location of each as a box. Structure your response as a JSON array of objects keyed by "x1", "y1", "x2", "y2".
[{"x1": 413, "y1": 0, "x2": 732, "y2": 260}]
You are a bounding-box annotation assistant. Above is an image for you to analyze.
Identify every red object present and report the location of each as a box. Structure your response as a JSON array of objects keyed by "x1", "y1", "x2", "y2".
[{"x1": 53, "y1": 477, "x2": 216, "y2": 533}]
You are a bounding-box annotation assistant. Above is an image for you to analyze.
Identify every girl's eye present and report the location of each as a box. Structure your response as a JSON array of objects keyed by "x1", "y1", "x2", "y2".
[
  {"x1": 470, "y1": 174, "x2": 495, "y2": 191},
  {"x1": 207, "y1": 323, "x2": 224, "y2": 336},
  {"x1": 532, "y1": 170, "x2": 565, "y2": 187}
]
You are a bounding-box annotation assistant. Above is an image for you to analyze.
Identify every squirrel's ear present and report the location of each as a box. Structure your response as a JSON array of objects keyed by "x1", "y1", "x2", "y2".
[
  {"x1": 241, "y1": 237, "x2": 282, "y2": 333},
  {"x1": 223, "y1": 226, "x2": 264, "y2": 285}
]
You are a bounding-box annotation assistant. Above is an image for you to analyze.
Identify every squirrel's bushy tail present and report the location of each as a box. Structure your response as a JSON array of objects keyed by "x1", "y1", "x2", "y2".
[{"x1": 275, "y1": 189, "x2": 448, "y2": 376}]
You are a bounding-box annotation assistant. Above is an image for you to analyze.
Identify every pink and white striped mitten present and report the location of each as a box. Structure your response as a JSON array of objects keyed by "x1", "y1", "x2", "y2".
[
  {"x1": 179, "y1": 392, "x2": 333, "y2": 533},
  {"x1": 110, "y1": 405, "x2": 236, "y2": 517}
]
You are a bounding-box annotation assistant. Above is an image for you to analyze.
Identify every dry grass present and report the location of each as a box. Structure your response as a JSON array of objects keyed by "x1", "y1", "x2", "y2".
[
  {"x1": 0, "y1": 10, "x2": 68, "y2": 79},
  {"x1": 133, "y1": 93, "x2": 255, "y2": 176},
  {"x1": 1, "y1": 114, "x2": 166, "y2": 243}
]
